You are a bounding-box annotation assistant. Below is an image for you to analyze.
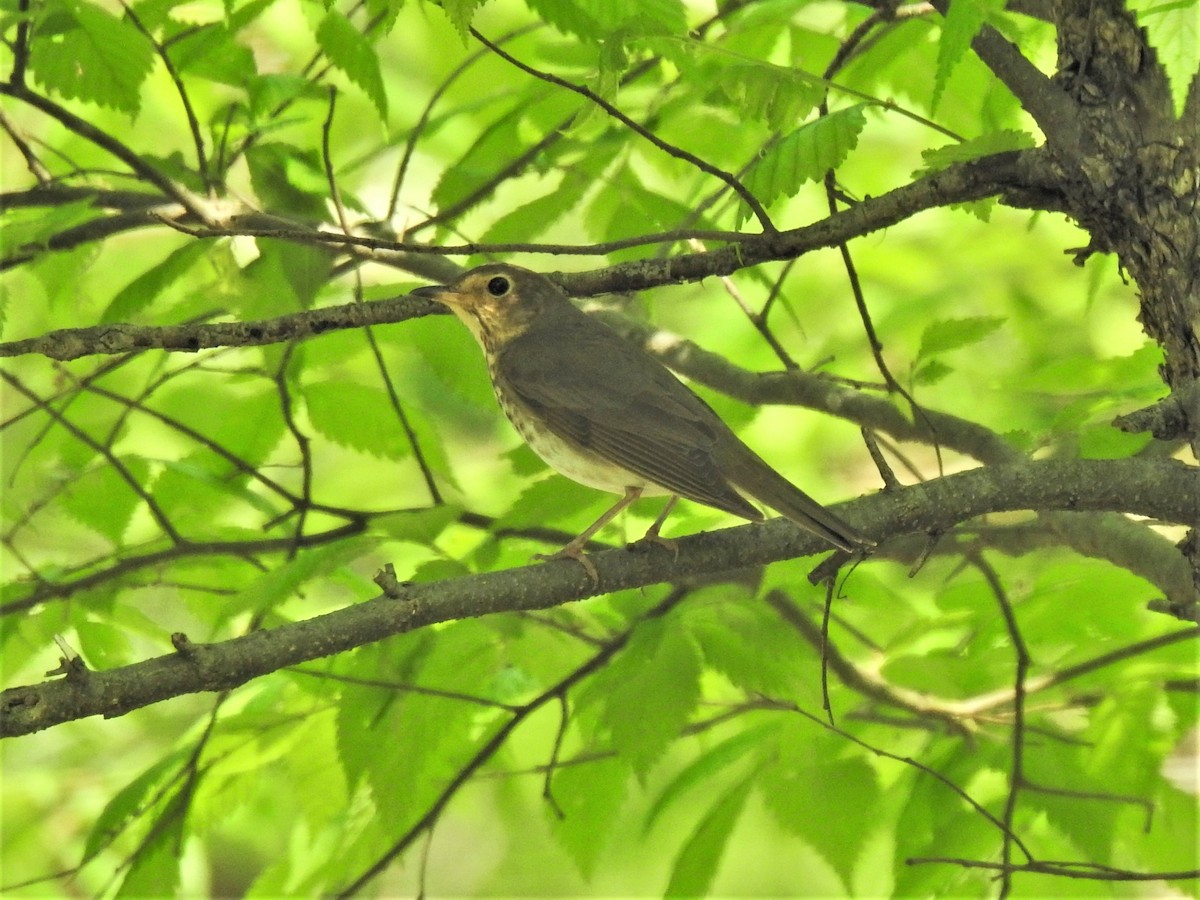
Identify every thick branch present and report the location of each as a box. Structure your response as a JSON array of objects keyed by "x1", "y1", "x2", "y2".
[{"x1": 2, "y1": 457, "x2": 1194, "y2": 737}]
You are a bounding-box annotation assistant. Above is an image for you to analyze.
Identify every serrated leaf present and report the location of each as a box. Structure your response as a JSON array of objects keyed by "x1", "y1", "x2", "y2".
[
  {"x1": 102, "y1": 241, "x2": 210, "y2": 324},
  {"x1": 916, "y1": 315, "x2": 1005, "y2": 359},
  {"x1": 686, "y1": 598, "x2": 814, "y2": 698},
  {"x1": 477, "y1": 183, "x2": 582, "y2": 245},
  {"x1": 644, "y1": 723, "x2": 775, "y2": 834},
  {"x1": 1129, "y1": 0, "x2": 1200, "y2": 116},
  {"x1": 524, "y1": 0, "x2": 603, "y2": 40},
  {"x1": 29, "y1": 1, "x2": 155, "y2": 114},
  {"x1": 918, "y1": 129, "x2": 1037, "y2": 174},
  {"x1": 82, "y1": 750, "x2": 189, "y2": 864},
  {"x1": 664, "y1": 774, "x2": 753, "y2": 897},
  {"x1": 430, "y1": 90, "x2": 578, "y2": 213},
  {"x1": 315, "y1": 10, "x2": 387, "y2": 118},
  {"x1": 303, "y1": 381, "x2": 411, "y2": 460},
  {"x1": 61, "y1": 457, "x2": 150, "y2": 544},
  {"x1": 0, "y1": 198, "x2": 101, "y2": 259},
  {"x1": 439, "y1": 0, "x2": 486, "y2": 41},
  {"x1": 223, "y1": 536, "x2": 380, "y2": 621},
  {"x1": 373, "y1": 505, "x2": 462, "y2": 546},
  {"x1": 715, "y1": 61, "x2": 823, "y2": 130},
  {"x1": 525, "y1": 0, "x2": 686, "y2": 40},
  {"x1": 335, "y1": 624, "x2": 504, "y2": 833},
  {"x1": 166, "y1": 21, "x2": 257, "y2": 86},
  {"x1": 934, "y1": 0, "x2": 990, "y2": 114},
  {"x1": 760, "y1": 722, "x2": 881, "y2": 886},
  {"x1": 115, "y1": 798, "x2": 185, "y2": 897},
  {"x1": 548, "y1": 757, "x2": 631, "y2": 878},
  {"x1": 740, "y1": 105, "x2": 867, "y2": 224},
  {"x1": 578, "y1": 617, "x2": 702, "y2": 774},
  {"x1": 245, "y1": 143, "x2": 334, "y2": 221},
  {"x1": 913, "y1": 357, "x2": 954, "y2": 385}
]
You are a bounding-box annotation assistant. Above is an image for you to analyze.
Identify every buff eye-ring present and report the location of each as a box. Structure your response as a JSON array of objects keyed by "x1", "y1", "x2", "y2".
[{"x1": 487, "y1": 276, "x2": 510, "y2": 297}]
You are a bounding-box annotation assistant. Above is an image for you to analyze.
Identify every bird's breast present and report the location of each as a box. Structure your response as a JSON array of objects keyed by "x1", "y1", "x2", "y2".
[{"x1": 487, "y1": 362, "x2": 668, "y2": 497}]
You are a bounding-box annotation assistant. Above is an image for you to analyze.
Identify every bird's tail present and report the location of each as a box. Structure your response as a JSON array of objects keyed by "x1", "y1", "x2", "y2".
[{"x1": 721, "y1": 444, "x2": 872, "y2": 552}]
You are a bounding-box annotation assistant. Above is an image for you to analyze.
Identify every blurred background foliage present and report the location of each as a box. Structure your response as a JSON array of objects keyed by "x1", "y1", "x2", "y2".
[{"x1": 0, "y1": 0, "x2": 1195, "y2": 896}]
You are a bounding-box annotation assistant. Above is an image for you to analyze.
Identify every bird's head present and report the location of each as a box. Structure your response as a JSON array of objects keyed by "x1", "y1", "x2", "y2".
[{"x1": 410, "y1": 264, "x2": 566, "y2": 352}]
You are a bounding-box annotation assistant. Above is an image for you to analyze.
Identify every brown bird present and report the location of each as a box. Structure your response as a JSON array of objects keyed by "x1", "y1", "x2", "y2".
[{"x1": 412, "y1": 264, "x2": 871, "y2": 580}]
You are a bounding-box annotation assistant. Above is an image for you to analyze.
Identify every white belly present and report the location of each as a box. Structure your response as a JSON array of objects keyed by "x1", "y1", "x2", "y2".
[{"x1": 494, "y1": 382, "x2": 669, "y2": 497}]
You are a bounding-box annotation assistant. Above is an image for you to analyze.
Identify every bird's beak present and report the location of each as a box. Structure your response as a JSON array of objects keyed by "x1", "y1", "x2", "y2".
[
  {"x1": 410, "y1": 284, "x2": 448, "y2": 302},
  {"x1": 410, "y1": 283, "x2": 471, "y2": 312}
]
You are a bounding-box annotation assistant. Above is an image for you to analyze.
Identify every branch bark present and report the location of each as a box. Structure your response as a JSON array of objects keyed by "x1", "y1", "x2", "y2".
[{"x1": 3, "y1": 457, "x2": 1194, "y2": 738}]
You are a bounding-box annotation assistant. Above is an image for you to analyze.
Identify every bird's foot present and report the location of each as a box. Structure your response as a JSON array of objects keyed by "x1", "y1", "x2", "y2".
[
  {"x1": 532, "y1": 544, "x2": 599, "y2": 586},
  {"x1": 627, "y1": 531, "x2": 679, "y2": 559}
]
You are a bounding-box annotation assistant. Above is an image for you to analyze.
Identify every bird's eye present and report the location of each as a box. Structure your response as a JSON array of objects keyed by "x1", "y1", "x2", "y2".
[{"x1": 486, "y1": 276, "x2": 510, "y2": 297}]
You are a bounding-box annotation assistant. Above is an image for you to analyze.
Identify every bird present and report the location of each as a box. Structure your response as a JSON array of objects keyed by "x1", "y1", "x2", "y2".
[{"x1": 411, "y1": 263, "x2": 871, "y2": 581}]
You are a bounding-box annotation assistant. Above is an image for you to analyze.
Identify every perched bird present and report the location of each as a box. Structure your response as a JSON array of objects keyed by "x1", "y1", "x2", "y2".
[{"x1": 412, "y1": 263, "x2": 871, "y2": 580}]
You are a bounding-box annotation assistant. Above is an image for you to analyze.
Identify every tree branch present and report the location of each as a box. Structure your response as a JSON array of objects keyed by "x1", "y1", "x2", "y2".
[
  {"x1": 0, "y1": 149, "x2": 1045, "y2": 360},
  {"x1": 2, "y1": 457, "x2": 1194, "y2": 737}
]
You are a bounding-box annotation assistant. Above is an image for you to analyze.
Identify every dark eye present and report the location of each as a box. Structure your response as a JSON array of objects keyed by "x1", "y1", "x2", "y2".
[{"x1": 486, "y1": 276, "x2": 510, "y2": 297}]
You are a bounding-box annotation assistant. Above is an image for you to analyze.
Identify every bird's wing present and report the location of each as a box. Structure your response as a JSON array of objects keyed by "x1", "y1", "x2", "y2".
[{"x1": 496, "y1": 318, "x2": 762, "y2": 520}]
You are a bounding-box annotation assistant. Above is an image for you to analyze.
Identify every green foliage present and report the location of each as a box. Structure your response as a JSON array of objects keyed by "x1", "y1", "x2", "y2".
[
  {"x1": 664, "y1": 773, "x2": 754, "y2": 897},
  {"x1": 739, "y1": 105, "x2": 868, "y2": 223},
  {"x1": 1, "y1": 1, "x2": 1195, "y2": 898},
  {"x1": 314, "y1": 9, "x2": 388, "y2": 118},
  {"x1": 1128, "y1": 0, "x2": 1200, "y2": 115},
  {"x1": 933, "y1": 0, "x2": 1004, "y2": 113},
  {"x1": 28, "y1": 0, "x2": 155, "y2": 113}
]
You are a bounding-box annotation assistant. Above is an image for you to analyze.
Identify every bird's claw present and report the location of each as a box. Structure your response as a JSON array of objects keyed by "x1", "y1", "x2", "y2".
[
  {"x1": 532, "y1": 545, "x2": 600, "y2": 586},
  {"x1": 627, "y1": 532, "x2": 679, "y2": 560}
]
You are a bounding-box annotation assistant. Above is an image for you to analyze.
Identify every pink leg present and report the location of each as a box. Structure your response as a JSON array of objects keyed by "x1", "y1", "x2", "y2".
[{"x1": 534, "y1": 486, "x2": 643, "y2": 583}]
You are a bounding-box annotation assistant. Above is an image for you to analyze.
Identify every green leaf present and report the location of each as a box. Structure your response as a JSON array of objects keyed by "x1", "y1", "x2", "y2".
[
  {"x1": 523, "y1": 0, "x2": 603, "y2": 40},
  {"x1": 335, "y1": 623, "x2": 505, "y2": 832},
  {"x1": 918, "y1": 129, "x2": 1037, "y2": 174},
  {"x1": 315, "y1": 10, "x2": 388, "y2": 118},
  {"x1": 577, "y1": 616, "x2": 702, "y2": 774},
  {"x1": 439, "y1": 0, "x2": 487, "y2": 41},
  {"x1": 1129, "y1": 0, "x2": 1200, "y2": 116},
  {"x1": 913, "y1": 357, "x2": 954, "y2": 385},
  {"x1": 476, "y1": 181, "x2": 583, "y2": 246},
  {"x1": 303, "y1": 381, "x2": 412, "y2": 460},
  {"x1": 61, "y1": 457, "x2": 150, "y2": 544},
  {"x1": 221, "y1": 536, "x2": 380, "y2": 621},
  {"x1": 644, "y1": 722, "x2": 775, "y2": 834},
  {"x1": 494, "y1": 475, "x2": 609, "y2": 534},
  {"x1": 740, "y1": 105, "x2": 868, "y2": 223},
  {"x1": 759, "y1": 721, "x2": 882, "y2": 887},
  {"x1": 115, "y1": 798, "x2": 186, "y2": 897},
  {"x1": 75, "y1": 619, "x2": 134, "y2": 669},
  {"x1": 664, "y1": 774, "x2": 753, "y2": 897},
  {"x1": 372, "y1": 505, "x2": 462, "y2": 546},
  {"x1": 548, "y1": 757, "x2": 631, "y2": 878},
  {"x1": 29, "y1": 0, "x2": 155, "y2": 114},
  {"x1": 933, "y1": 0, "x2": 991, "y2": 114},
  {"x1": 714, "y1": 61, "x2": 823, "y2": 130},
  {"x1": 102, "y1": 241, "x2": 211, "y2": 324},
  {"x1": 685, "y1": 595, "x2": 817, "y2": 700},
  {"x1": 245, "y1": 143, "x2": 332, "y2": 221},
  {"x1": 430, "y1": 89, "x2": 578, "y2": 213},
  {"x1": 82, "y1": 750, "x2": 189, "y2": 864},
  {"x1": 0, "y1": 198, "x2": 101, "y2": 258},
  {"x1": 524, "y1": 0, "x2": 686, "y2": 40},
  {"x1": 916, "y1": 315, "x2": 1005, "y2": 359},
  {"x1": 166, "y1": 21, "x2": 257, "y2": 86}
]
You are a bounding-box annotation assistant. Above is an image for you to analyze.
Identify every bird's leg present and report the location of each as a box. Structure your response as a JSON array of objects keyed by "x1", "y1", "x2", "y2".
[
  {"x1": 630, "y1": 496, "x2": 680, "y2": 558},
  {"x1": 533, "y1": 486, "x2": 643, "y2": 583}
]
